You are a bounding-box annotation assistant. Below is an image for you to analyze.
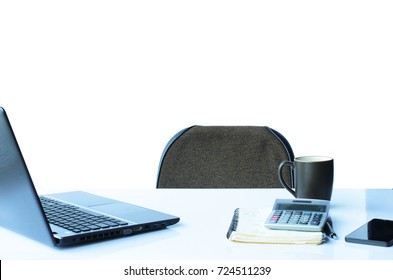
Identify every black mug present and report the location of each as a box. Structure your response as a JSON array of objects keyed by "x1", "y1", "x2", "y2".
[{"x1": 278, "y1": 156, "x2": 334, "y2": 201}]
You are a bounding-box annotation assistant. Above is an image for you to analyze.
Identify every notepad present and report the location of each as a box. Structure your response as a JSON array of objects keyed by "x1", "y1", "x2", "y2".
[{"x1": 227, "y1": 208, "x2": 324, "y2": 245}]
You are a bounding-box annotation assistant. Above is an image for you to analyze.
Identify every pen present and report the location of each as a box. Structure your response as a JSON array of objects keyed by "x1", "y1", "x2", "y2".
[{"x1": 324, "y1": 217, "x2": 338, "y2": 240}]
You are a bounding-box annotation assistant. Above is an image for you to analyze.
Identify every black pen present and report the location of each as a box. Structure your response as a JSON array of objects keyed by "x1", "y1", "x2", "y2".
[{"x1": 324, "y1": 217, "x2": 338, "y2": 240}]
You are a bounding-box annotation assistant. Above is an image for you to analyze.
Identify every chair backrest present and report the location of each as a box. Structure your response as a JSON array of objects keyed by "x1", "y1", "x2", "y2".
[{"x1": 156, "y1": 126, "x2": 294, "y2": 188}]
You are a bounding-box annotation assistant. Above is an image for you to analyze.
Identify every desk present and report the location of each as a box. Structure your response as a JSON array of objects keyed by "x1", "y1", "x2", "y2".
[{"x1": 1, "y1": 188, "x2": 392, "y2": 260}]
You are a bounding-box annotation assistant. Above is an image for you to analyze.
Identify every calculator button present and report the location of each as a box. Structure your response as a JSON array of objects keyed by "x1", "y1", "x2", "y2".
[
  {"x1": 278, "y1": 217, "x2": 291, "y2": 223},
  {"x1": 311, "y1": 214, "x2": 323, "y2": 225},
  {"x1": 299, "y1": 214, "x2": 311, "y2": 224},
  {"x1": 289, "y1": 213, "x2": 301, "y2": 223},
  {"x1": 269, "y1": 210, "x2": 282, "y2": 223},
  {"x1": 289, "y1": 217, "x2": 300, "y2": 224}
]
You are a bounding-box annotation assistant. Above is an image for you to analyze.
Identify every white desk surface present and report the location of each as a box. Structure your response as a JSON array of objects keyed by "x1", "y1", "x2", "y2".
[{"x1": 1, "y1": 188, "x2": 393, "y2": 260}]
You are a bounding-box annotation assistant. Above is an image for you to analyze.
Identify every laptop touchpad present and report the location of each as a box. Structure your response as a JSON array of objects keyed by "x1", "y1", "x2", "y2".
[{"x1": 89, "y1": 203, "x2": 152, "y2": 222}]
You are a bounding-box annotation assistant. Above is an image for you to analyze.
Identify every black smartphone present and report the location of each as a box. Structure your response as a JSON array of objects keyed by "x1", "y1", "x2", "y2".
[{"x1": 345, "y1": 218, "x2": 393, "y2": 247}]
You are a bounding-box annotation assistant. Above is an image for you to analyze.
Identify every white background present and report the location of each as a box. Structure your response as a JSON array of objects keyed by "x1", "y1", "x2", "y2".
[{"x1": 1, "y1": 1, "x2": 393, "y2": 193}]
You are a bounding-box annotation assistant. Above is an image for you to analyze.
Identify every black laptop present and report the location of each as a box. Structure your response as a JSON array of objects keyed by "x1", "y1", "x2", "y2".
[{"x1": 0, "y1": 107, "x2": 179, "y2": 246}]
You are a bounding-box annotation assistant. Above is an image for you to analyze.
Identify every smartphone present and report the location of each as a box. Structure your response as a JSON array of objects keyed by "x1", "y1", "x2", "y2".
[{"x1": 345, "y1": 218, "x2": 393, "y2": 247}]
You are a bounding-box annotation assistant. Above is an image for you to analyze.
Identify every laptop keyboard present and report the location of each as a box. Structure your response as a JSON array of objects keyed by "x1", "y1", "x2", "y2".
[{"x1": 40, "y1": 196, "x2": 129, "y2": 233}]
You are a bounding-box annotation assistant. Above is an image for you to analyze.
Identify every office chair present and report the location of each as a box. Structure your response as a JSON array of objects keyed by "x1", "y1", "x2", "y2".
[{"x1": 156, "y1": 126, "x2": 294, "y2": 188}]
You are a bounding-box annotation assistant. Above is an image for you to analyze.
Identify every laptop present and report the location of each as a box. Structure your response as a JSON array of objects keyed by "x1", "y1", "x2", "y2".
[{"x1": 0, "y1": 107, "x2": 180, "y2": 247}]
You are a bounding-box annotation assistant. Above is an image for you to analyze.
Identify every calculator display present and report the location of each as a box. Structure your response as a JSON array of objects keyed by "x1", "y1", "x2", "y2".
[{"x1": 277, "y1": 204, "x2": 327, "y2": 212}]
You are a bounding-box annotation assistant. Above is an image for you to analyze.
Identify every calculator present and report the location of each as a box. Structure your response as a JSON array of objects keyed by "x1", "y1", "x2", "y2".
[{"x1": 264, "y1": 198, "x2": 330, "y2": 232}]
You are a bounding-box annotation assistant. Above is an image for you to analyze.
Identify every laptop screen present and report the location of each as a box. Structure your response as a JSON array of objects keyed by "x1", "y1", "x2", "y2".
[{"x1": 0, "y1": 108, "x2": 55, "y2": 245}]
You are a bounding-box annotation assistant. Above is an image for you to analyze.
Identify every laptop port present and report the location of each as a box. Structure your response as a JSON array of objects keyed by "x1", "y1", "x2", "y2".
[
  {"x1": 123, "y1": 228, "x2": 133, "y2": 235},
  {"x1": 133, "y1": 226, "x2": 143, "y2": 232}
]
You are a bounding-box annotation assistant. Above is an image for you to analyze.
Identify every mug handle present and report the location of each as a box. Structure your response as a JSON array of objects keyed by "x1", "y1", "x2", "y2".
[{"x1": 278, "y1": 160, "x2": 296, "y2": 197}]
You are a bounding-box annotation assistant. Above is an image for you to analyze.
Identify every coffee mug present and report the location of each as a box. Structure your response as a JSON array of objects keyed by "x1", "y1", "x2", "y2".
[{"x1": 278, "y1": 156, "x2": 334, "y2": 200}]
